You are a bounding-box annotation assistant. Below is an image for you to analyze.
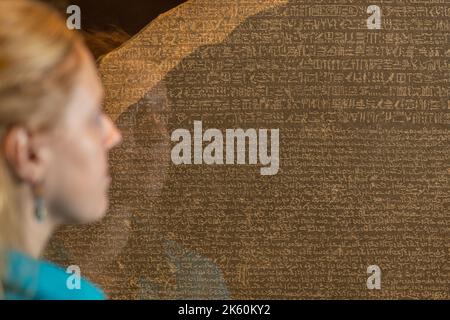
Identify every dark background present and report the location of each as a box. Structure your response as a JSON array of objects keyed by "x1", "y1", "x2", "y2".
[
  {"x1": 40, "y1": 0, "x2": 187, "y2": 34},
  {"x1": 39, "y1": 0, "x2": 187, "y2": 58}
]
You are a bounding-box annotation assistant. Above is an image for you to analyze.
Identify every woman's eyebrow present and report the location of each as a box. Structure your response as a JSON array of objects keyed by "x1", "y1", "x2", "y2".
[{"x1": 99, "y1": 94, "x2": 105, "y2": 109}]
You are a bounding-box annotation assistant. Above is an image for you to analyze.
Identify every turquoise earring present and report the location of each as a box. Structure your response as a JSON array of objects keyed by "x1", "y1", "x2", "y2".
[{"x1": 34, "y1": 184, "x2": 47, "y2": 222}]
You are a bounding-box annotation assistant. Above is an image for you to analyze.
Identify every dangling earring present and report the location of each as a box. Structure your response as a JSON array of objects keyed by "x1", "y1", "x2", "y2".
[{"x1": 33, "y1": 183, "x2": 47, "y2": 222}]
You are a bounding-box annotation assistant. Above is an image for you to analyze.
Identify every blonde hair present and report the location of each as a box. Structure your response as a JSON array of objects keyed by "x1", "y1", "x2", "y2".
[
  {"x1": 83, "y1": 27, "x2": 131, "y2": 61},
  {"x1": 0, "y1": 0, "x2": 83, "y2": 296}
]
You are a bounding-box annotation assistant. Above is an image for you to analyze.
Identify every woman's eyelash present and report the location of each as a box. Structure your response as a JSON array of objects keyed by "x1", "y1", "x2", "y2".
[{"x1": 93, "y1": 112, "x2": 103, "y2": 126}]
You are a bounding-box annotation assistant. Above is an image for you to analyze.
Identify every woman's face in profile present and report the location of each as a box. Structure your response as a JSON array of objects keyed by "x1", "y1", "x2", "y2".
[{"x1": 44, "y1": 44, "x2": 122, "y2": 224}]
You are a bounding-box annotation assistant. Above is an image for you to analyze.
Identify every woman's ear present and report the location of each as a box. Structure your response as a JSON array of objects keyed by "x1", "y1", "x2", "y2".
[{"x1": 2, "y1": 126, "x2": 50, "y2": 184}]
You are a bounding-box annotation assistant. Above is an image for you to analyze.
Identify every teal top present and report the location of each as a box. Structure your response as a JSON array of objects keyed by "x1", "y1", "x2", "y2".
[{"x1": 3, "y1": 250, "x2": 106, "y2": 300}]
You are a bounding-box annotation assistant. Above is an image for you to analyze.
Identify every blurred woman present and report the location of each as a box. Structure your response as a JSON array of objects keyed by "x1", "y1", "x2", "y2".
[{"x1": 0, "y1": 0, "x2": 122, "y2": 299}]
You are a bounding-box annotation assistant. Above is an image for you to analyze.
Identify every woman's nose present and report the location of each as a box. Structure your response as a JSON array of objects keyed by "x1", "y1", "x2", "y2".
[{"x1": 103, "y1": 115, "x2": 122, "y2": 150}]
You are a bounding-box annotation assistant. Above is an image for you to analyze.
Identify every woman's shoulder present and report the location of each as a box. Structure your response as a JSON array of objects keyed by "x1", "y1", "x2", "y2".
[{"x1": 3, "y1": 250, "x2": 106, "y2": 300}]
